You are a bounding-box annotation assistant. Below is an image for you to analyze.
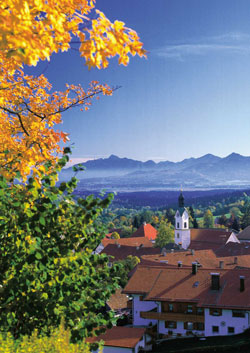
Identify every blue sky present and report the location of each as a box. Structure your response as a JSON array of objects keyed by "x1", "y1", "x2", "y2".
[{"x1": 25, "y1": 0, "x2": 250, "y2": 164}]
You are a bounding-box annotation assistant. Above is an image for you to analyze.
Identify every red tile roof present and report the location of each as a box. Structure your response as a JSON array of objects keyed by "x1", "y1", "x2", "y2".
[
  {"x1": 102, "y1": 236, "x2": 153, "y2": 248},
  {"x1": 131, "y1": 223, "x2": 158, "y2": 240},
  {"x1": 87, "y1": 326, "x2": 145, "y2": 348},
  {"x1": 101, "y1": 244, "x2": 160, "y2": 261},
  {"x1": 216, "y1": 242, "x2": 250, "y2": 257},
  {"x1": 107, "y1": 289, "x2": 129, "y2": 311},
  {"x1": 190, "y1": 228, "x2": 231, "y2": 243},
  {"x1": 141, "y1": 249, "x2": 250, "y2": 270},
  {"x1": 124, "y1": 266, "x2": 250, "y2": 309},
  {"x1": 141, "y1": 249, "x2": 216, "y2": 267},
  {"x1": 188, "y1": 228, "x2": 233, "y2": 251}
]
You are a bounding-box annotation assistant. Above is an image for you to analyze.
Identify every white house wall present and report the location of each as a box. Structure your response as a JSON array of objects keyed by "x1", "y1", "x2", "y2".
[
  {"x1": 158, "y1": 320, "x2": 204, "y2": 337},
  {"x1": 133, "y1": 295, "x2": 157, "y2": 326},
  {"x1": 204, "y1": 309, "x2": 249, "y2": 336}
]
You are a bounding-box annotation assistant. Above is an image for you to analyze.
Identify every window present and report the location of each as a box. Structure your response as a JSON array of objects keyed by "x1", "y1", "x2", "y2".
[
  {"x1": 139, "y1": 295, "x2": 144, "y2": 301},
  {"x1": 209, "y1": 308, "x2": 222, "y2": 316},
  {"x1": 196, "y1": 322, "x2": 204, "y2": 331},
  {"x1": 177, "y1": 222, "x2": 180, "y2": 228},
  {"x1": 184, "y1": 322, "x2": 194, "y2": 330},
  {"x1": 187, "y1": 305, "x2": 193, "y2": 313},
  {"x1": 197, "y1": 308, "x2": 204, "y2": 315},
  {"x1": 228, "y1": 327, "x2": 235, "y2": 334},
  {"x1": 184, "y1": 222, "x2": 187, "y2": 228},
  {"x1": 169, "y1": 304, "x2": 173, "y2": 312},
  {"x1": 165, "y1": 321, "x2": 177, "y2": 329},
  {"x1": 232, "y1": 310, "x2": 245, "y2": 318},
  {"x1": 177, "y1": 233, "x2": 180, "y2": 238},
  {"x1": 212, "y1": 326, "x2": 219, "y2": 333}
]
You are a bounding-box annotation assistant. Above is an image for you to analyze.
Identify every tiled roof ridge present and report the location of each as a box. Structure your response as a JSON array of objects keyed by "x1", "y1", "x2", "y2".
[
  {"x1": 136, "y1": 264, "x2": 250, "y2": 273},
  {"x1": 191, "y1": 228, "x2": 231, "y2": 232}
]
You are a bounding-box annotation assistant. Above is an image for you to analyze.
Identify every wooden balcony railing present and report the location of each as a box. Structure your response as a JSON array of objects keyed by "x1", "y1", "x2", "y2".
[{"x1": 140, "y1": 311, "x2": 204, "y2": 323}]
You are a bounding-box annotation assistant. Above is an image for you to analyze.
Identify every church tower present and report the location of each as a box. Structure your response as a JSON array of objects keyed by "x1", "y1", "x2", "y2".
[{"x1": 174, "y1": 191, "x2": 191, "y2": 249}]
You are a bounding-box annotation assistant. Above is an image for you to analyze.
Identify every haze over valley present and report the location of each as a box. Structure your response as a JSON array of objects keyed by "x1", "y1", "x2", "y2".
[{"x1": 61, "y1": 152, "x2": 250, "y2": 192}]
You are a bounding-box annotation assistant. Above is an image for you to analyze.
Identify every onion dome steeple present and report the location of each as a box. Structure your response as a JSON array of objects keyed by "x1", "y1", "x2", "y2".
[{"x1": 178, "y1": 190, "x2": 185, "y2": 208}]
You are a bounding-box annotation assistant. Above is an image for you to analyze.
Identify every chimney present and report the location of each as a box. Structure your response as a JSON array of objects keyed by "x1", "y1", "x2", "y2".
[
  {"x1": 192, "y1": 262, "x2": 198, "y2": 275},
  {"x1": 115, "y1": 241, "x2": 121, "y2": 248},
  {"x1": 161, "y1": 247, "x2": 167, "y2": 256},
  {"x1": 143, "y1": 222, "x2": 147, "y2": 226},
  {"x1": 219, "y1": 261, "x2": 224, "y2": 269},
  {"x1": 178, "y1": 261, "x2": 182, "y2": 268},
  {"x1": 171, "y1": 249, "x2": 174, "y2": 253},
  {"x1": 190, "y1": 249, "x2": 195, "y2": 255},
  {"x1": 211, "y1": 273, "x2": 220, "y2": 290},
  {"x1": 240, "y1": 276, "x2": 245, "y2": 292},
  {"x1": 234, "y1": 257, "x2": 238, "y2": 264}
]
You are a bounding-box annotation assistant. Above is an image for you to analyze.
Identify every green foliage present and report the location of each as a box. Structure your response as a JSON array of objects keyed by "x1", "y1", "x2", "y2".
[
  {"x1": 218, "y1": 214, "x2": 228, "y2": 226},
  {"x1": 132, "y1": 210, "x2": 153, "y2": 228},
  {"x1": 203, "y1": 209, "x2": 214, "y2": 228},
  {"x1": 0, "y1": 323, "x2": 91, "y2": 353},
  {"x1": 155, "y1": 222, "x2": 174, "y2": 248},
  {"x1": 241, "y1": 204, "x2": 250, "y2": 229},
  {"x1": 110, "y1": 232, "x2": 120, "y2": 239},
  {"x1": 230, "y1": 207, "x2": 242, "y2": 219},
  {"x1": 193, "y1": 218, "x2": 198, "y2": 228},
  {"x1": 231, "y1": 217, "x2": 240, "y2": 232},
  {"x1": 115, "y1": 256, "x2": 140, "y2": 287},
  {"x1": 0, "y1": 152, "x2": 120, "y2": 343},
  {"x1": 120, "y1": 226, "x2": 134, "y2": 238},
  {"x1": 165, "y1": 208, "x2": 175, "y2": 225}
]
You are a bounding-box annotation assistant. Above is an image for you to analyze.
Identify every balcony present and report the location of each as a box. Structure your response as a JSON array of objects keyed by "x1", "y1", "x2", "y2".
[{"x1": 140, "y1": 311, "x2": 204, "y2": 323}]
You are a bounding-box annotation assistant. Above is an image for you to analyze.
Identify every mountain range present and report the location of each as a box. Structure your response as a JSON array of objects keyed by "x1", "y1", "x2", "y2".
[{"x1": 60, "y1": 153, "x2": 250, "y2": 191}]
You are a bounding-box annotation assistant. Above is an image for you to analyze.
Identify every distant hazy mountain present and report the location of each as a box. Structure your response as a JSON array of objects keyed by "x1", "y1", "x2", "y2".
[{"x1": 60, "y1": 153, "x2": 250, "y2": 191}]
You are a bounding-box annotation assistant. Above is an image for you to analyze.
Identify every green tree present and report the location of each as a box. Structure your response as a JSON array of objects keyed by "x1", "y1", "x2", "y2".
[
  {"x1": 218, "y1": 214, "x2": 228, "y2": 226},
  {"x1": 120, "y1": 226, "x2": 134, "y2": 238},
  {"x1": 110, "y1": 231, "x2": 120, "y2": 239},
  {"x1": 203, "y1": 209, "x2": 214, "y2": 228},
  {"x1": 132, "y1": 215, "x2": 140, "y2": 229},
  {"x1": 230, "y1": 207, "x2": 242, "y2": 219},
  {"x1": 0, "y1": 152, "x2": 120, "y2": 343},
  {"x1": 115, "y1": 256, "x2": 140, "y2": 288},
  {"x1": 155, "y1": 222, "x2": 174, "y2": 248},
  {"x1": 193, "y1": 218, "x2": 199, "y2": 229},
  {"x1": 231, "y1": 218, "x2": 240, "y2": 232},
  {"x1": 241, "y1": 204, "x2": 250, "y2": 229},
  {"x1": 165, "y1": 208, "x2": 175, "y2": 225}
]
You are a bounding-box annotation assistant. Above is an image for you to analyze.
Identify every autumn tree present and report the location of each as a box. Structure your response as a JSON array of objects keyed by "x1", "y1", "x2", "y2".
[
  {"x1": 0, "y1": 0, "x2": 146, "y2": 180},
  {"x1": 0, "y1": 0, "x2": 145, "y2": 345}
]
